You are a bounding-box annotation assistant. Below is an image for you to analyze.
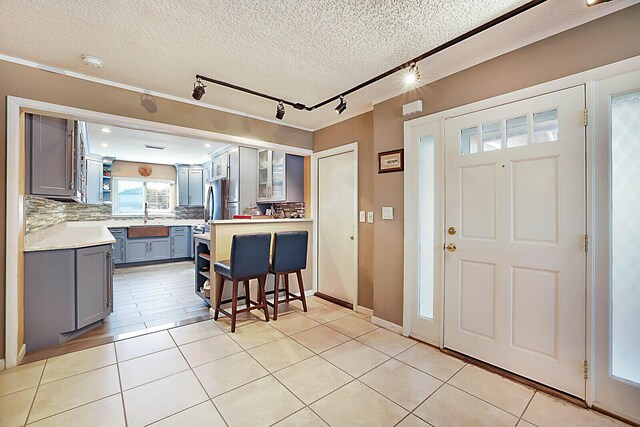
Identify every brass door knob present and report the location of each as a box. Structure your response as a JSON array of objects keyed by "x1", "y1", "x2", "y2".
[
  {"x1": 445, "y1": 243, "x2": 457, "y2": 252},
  {"x1": 448, "y1": 227, "x2": 457, "y2": 235}
]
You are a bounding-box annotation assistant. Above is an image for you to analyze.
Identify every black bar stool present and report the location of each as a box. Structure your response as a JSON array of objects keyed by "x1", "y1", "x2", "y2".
[
  {"x1": 213, "y1": 233, "x2": 271, "y2": 332},
  {"x1": 268, "y1": 231, "x2": 309, "y2": 320}
]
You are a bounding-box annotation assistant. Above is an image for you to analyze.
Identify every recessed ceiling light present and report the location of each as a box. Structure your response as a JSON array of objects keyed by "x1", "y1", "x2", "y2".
[
  {"x1": 205, "y1": 143, "x2": 211, "y2": 148},
  {"x1": 586, "y1": 0, "x2": 612, "y2": 5},
  {"x1": 101, "y1": 127, "x2": 111, "y2": 133},
  {"x1": 81, "y1": 54, "x2": 104, "y2": 68},
  {"x1": 101, "y1": 143, "x2": 108, "y2": 148}
]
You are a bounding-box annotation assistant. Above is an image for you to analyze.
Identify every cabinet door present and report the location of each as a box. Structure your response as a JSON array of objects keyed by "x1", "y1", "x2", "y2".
[
  {"x1": 270, "y1": 151, "x2": 286, "y2": 201},
  {"x1": 188, "y1": 169, "x2": 204, "y2": 206},
  {"x1": 257, "y1": 149, "x2": 271, "y2": 202},
  {"x1": 125, "y1": 240, "x2": 148, "y2": 263},
  {"x1": 86, "y1": 158, "x2": 103, "y2": 204},
  {"x1": 177, "y1": 169, "x2": 189, "y2": 206},
  {"x1": 113, "y1": 237, "x2": 125, "y2": 264},
  {"x1": 149, "y1": 238, "x2": 171, "y2": 260},
  {"x1": 76, "y1": 245, "x2": 110, "y2": 329},
  {"x1": 171, "y1": 232, "x2": 189, "y2": 258},
  {"x1": 29, "y1": 114, "x2": 75, "y2": 198}
]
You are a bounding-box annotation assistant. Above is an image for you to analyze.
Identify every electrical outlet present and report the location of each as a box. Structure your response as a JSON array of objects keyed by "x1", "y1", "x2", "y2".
[
  {"x1": 359, "y1": 211, "x2": 366, "y2": 222},
  {"x1": 367, "y1": 212, "x2": 374, "y2": 223}
]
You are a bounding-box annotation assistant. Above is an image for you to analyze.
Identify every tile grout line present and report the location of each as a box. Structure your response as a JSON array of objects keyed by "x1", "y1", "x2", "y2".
[
  {"x1": 113, "y1": 342, "x2": 130, "y2": 427},
  {"x1": 22, "y1": 359, "x2": 48, "y2": 426}
]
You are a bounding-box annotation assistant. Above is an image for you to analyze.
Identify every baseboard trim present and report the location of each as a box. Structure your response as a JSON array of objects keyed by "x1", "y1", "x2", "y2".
[
  {"x1": 314, "y1": 292, "x2": 353, "y2": 310},
  {"x1": 0, "y1": 358, "x2": 5, "y2": 370},
  {"x1": 18, "y1": 344, "x2": 26, "y2": 365},
  {"x1": 371, "y1": 316, "x2": 403, "y2": 334},
  {"x1": 355, "y1": 306, "x2": 373, "y2": 317}
]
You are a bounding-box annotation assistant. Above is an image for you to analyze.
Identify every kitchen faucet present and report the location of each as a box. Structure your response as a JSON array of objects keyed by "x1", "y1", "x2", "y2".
[{"x1": 144, "y1": 202, "x2": 149, "y2": 224}]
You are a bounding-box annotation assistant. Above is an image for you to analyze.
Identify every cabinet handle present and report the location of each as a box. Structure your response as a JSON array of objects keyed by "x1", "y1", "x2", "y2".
[{"x1": 106, "y1": 251, "x2": 113, "y2": 309}]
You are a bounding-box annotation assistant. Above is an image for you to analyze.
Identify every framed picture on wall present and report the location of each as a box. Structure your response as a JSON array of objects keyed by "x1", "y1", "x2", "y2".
[{"x1": 378, "y1": 149, "x2": 404, "y2": 173}]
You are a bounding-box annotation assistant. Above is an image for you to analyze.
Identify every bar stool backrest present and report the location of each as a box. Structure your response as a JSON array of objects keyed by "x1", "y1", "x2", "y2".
[
  {"x1": 230, "y1": 233, "x2": 271, "y2": 280},
  {"x1": 272, "y1": 231, "x2": 308, "y2": 273}
]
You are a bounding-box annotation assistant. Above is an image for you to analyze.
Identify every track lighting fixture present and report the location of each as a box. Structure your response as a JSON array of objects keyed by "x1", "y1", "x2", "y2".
[
  {"x1": 276, "y1": 101, "x2": 285, "y2": 120},
  {"x1": 192, "y1": 78, "x2": 206, "y2": 100},
  {"x1": 405, "y1": 63, "x2": 421, "y2": 85},
  {"x1": 585, "y1": 0, "x2": 612, "y2": 5},
  {"x1": 192, "y1": 0, "x2": 548, "y2": 115},
  {"x1": 335, "y1": 96, "x2": 347, "y2": 115}
]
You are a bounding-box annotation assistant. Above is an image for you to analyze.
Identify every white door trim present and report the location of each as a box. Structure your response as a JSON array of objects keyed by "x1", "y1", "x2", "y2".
[
  {"x1": 311, "y1": 143, "x2": 359, "y2": 309},
  {"x1": 4, "y1": 96, "x2": 312, "y2": 369},
  {"x1": 403, "y1": 55, "x2": 640, "y2": 403}
]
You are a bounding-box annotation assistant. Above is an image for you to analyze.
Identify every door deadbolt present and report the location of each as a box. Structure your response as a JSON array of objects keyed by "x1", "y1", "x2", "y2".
[
  {"x1": 445, "y1": 243, "x2": 457, "y2": 252},
  {"x1": 448, "y1": 227, "x2": 457, "y2": 235}
]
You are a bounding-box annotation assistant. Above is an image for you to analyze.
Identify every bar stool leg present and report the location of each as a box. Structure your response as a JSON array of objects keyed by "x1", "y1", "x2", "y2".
[
  {"x1": 296, "y1": 270, "x2": 308, "y2": 312},
  {"x1": 273, "y1": 273, "x2": 280, "y2": 320},
  {"x1": 243, "y1": 280, "x2": 250, "y2": 309},
  {"x1": 231, "y1": 280, "x2": 239, "y2": 333},
  {"x1": 259, "y1": 275, "x2": 270, "y2": 321},
  {"x1": 213, "y1": 273, "x2": 224, "y2": 320},
  {"x1": 284, "y1": 274, "x2": 290, "y2": 302}
]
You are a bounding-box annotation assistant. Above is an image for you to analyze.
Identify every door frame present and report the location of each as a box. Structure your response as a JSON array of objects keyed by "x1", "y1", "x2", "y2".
[
  {"x1": 4, "y1": 96, "x2": 312, "y2": 369},
  {"x1": 403, "y1": 55, "x2": 640, "y2": 407},
  {"x1": 311, "y1": 142, "x2": 359, "y2": 309}
]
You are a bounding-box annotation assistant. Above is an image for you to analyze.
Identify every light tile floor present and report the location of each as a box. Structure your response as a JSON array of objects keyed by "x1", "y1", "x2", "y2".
[{"x1": 0, "y1": 296, "x2": 630, "y2": 427}]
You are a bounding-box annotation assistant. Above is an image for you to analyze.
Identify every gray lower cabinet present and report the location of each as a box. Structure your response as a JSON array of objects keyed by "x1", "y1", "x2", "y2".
[
  {"x1": 76, "y1": 246, "x2": 112, "y2": 329},
  {"x1": 25, "y1": 244, "x2": 113, "y2": 352},
  {"x1": 125, "y1": 237, "x2": 171, "y2": 262},
  {"x1": 110, "y1": 229, "x2": 126, "y2": 264},
  {"x1": 170, "y1": 227, "x2": 190, "y2": 259}
]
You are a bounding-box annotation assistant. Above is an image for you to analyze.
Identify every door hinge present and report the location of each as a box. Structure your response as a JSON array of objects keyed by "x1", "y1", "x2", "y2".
[
  {"x1": 583, "y1": 108, "x2": 589, "y2": 127},
  {"x1": 583, "y1": 360, "x2": 589, "y2": 380},
  {"x1": 584, "y1": 234, "x2": 589, "y2": 253}
]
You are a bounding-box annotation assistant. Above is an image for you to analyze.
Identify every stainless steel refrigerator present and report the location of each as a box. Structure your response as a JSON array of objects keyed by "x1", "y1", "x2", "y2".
[{"x1": 204, "y1": 178, "x2": 229, "y2": 221}]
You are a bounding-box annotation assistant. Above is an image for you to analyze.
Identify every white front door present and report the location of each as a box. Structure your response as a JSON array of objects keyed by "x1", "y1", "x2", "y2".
[
  {"x1": 593, "y1": 69, "x2": 640, "y2": 424},
  {"x1": 443, "y1": 86, "x2": 587, "y2": 398},
  {"x1": 317, "y1": 149, "x2": 357, "y2": 305}
]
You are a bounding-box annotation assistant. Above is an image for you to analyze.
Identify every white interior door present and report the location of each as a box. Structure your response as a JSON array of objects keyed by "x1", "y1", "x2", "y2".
[
  {"x1": 443, "y1": 86, "x2": 587, "y2": 398},
  {"x1": 317, "y1": 150, "x2": 357, "y2": 305},
  {"x1": 593, "y1": 69, "x2": 640, "y2": 424}
]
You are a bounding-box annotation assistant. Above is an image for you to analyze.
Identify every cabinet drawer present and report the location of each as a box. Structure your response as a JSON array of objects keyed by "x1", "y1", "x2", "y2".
[
  {"x1": 171, "y1": 226, "x2": 188, "y2": 235},
  {"x1": 109, "y1": 228, "x2": 126, "y2": 237}
]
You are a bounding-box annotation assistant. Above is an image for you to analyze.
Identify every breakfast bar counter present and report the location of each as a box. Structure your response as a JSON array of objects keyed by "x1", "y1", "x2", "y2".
[{"x1": 194, "y1": 219, "x2": 314, "y2": 307}]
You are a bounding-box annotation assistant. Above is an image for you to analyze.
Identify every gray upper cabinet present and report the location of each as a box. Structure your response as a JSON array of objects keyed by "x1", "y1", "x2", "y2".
[
  {"x1": 76, "y1": 245, "x2": 112, "y2": 329},
  {"x1": 212, "y1": 153, "x2": 228, "y2": 181},
  {"x1": 188, "y1": 169, "x2": 204, "y2": 206},
  {"x1": 27, "y1": 113, "x2": 76, "y2": 199},
  {"x1": 176, "y1": 166, "x2": 204, "y2": 207},
  {"x1": 86, "y1": 157, "x2": 103, "y2": 204},
  {"x1": 177, "y1": 168, "x2": 189, "y2": 206},
  {"x1": 257, "y1": 150, "x2": 304, "y2": 203}
]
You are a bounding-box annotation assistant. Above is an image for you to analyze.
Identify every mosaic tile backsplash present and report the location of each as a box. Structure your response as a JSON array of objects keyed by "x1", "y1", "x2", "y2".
[{"x1": 25, "y1": 196, "x2": 206, "y2": 234}]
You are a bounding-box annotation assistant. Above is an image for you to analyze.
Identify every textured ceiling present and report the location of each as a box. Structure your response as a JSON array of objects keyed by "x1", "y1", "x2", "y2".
[
  {"x1": 0, "y1": 0, "x2": 637, "y2": 131},
  {"x1": 86, "y1": 123, "x2": 228, "y2": 165}
]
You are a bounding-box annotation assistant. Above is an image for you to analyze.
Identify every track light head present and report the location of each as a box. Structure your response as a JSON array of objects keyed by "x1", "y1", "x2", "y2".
[
  {"x1": 276, "y1": 101, "x2": 286, "y2": 120},
  {"x1": 192, "y1": 79, "x2": 206, "y2": 100},
  {"x1": 335, "y1": 96, "x2": 347, "y2": 115},
  {"x1": 586, "y1": 0, "x2": 612, "y2": 5},
  {"x1": 405, "y1": 63, "x2": 421, "y2": 85}
]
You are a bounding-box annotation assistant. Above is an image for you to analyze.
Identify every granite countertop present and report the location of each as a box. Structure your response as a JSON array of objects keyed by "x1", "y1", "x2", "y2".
[
  {"x1": 210, "y1": 218, "x2": 314, "y2": 225},
  {"x1": 25, "y1": 223, "x2": 116, "y2": 252}
]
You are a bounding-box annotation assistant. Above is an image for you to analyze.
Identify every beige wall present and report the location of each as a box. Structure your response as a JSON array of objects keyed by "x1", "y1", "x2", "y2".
[
  {"x1": 315, "y1": 6, "x2": 640, "y2": 325},
  {"x1": 313, "y1": 111, "x2": 374, "y2": 309},
  {"x1": 0, "y1": 60, "x2": 312, "y2": 358}
]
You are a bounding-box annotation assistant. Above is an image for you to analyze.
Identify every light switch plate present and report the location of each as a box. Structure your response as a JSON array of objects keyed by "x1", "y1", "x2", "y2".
[
  {"x1": 367, "y1": 212, "x2": 374, "y2": 223},
  {"x1": 359, "y1": 211, "x2": 366, "y2": 223},
  {"x1": 382, "y1": 206, "x2": 394, "y2": 220}
]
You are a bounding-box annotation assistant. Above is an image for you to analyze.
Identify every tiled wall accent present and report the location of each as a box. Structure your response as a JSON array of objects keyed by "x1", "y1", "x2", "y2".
[
  {"x1": 257, "y1": 202, "x2": 306, "y2": 218},
  {"x1": 24, "y1": 196, "x2": 67, "y2": 233},
  {"x1": 174, "y1": 206, "x2": 205, "y2": 219},
  {"x1": 65, "y1": 202, "x2": 112, "y2": 222}
]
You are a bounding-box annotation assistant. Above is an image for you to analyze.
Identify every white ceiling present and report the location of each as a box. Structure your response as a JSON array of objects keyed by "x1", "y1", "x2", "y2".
[
  {"x1": 0, "y1": 0, "x2": 637, "y2": 130},
  {"x1": 86, "y1": 123, "x2": 228, "y2": 165}
]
